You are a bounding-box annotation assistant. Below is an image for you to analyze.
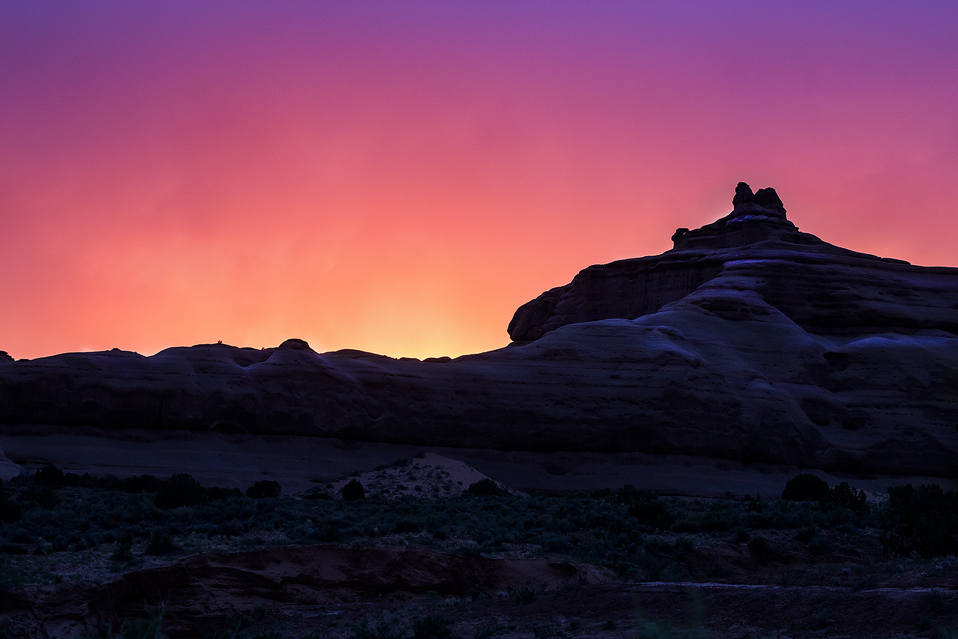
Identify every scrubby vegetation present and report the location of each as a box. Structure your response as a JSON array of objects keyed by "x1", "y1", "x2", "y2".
[
  {"x1": 880, "y1": 483, "x2": 958, "y2": 558},
  {"x1": 781, "y1": 474, "x2": 867, "y2": 513},
  {"x1": 0, "y1": 465, "x2": 954, "y2": 591},
  {"x1": 5, "y1": 465, "x2": 958, "y2": 638},
  {"x1": 0, "y1": 466, "x2": 903, "y2": 585}
]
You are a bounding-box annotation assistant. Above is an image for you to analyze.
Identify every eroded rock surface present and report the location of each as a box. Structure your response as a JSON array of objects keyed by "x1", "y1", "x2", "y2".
[{"x1": 2, "y1": 184, "x2": 957, "y2": 478}]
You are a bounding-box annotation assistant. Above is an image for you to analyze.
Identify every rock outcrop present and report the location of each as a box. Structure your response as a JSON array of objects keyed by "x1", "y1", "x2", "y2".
[
  {"x1": 509, "y1": 182, "x2": 957, "y2": 342},
  {"x1": 2, "y1": 184, "x2": 958, "y2": 478}
]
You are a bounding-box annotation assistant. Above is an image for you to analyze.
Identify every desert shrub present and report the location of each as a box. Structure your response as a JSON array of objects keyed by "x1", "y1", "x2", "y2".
[
  {"x1": 111, "y1": 540, "x2": 133, "y2": 562},
  {"x1": 0, "y1": 481, "x2": 22, "y2": 524},
  {"x1": 467, "y1": 479, "x2": 507, "y2": 497},
  {"x1": 880, "y1": 483, "x2": 958, "y2": 557},
  {"x1": 544, "y1": 535, "x2": 572, "y2": 554},
  {"x1": 832, "y1": 481, "x2": 867, "y2": 513},
  {"x1": 814, "y1": 607, "x2": 834, "y2": 630},
  {"x1": 627, "y1": 493, "x2": 674, "y2": 530},
  {"x1": 338, "y1": 479, "x2": 365, "y2": 501},
  {"x1": 808, "y1": 535, "x2": 830, "y2": 555},
  {"x1": 24, "y1": 486, "x2": 60, "y2": 509},
  {"x1": 246, "y1": 480, "x2": 282, "y2": 499},
  {"x1": 349, "y1": 615, "x2": 405, "y2": 639},
  {"x1": 782, "y1": 474, "x2": 831, "y2": 503},
  {"x1": 146, "y1": 531, "x2": 175, "y2": 555},
  {"x1": 701, "y1": 511, "x2": 732, "y2": 531},
  {"x1": 795, "y1": 526, "x2": 817, "y2": 544},
  {"x1": 1, "y1": 543, "x2": 28, "y2": 554},
  {"x1": 9, "y1": 529, "x2": 31, "y2": 544},
  {"x1": 207, "y1": 486, "x2": 240, "y2": 502},
  {"x1": 411, "y1": 615, "x2": 453, "y2": 639},
  {"x1": 634, "y1": 609, "x2": 705, "y2": 639},
  {"x1": 748, "y1": 536, "x2": 775, "y2": 564},
  {"x1": 154, "y1": 474, "x2": 207, "y2": 509},
  {"x1": 60, "y1": 472, "x2": 93, "y2": 488},
  {"x1": 351, "y1": 617, "x2": 376, "y2": 639},
  {"x1": 120, "y1": 605, "x2": 166, "y2": 639},
  {"x1": 532, "y1": 621, "x2": 565, "y2": 639},
  {"x1": 474, "y1": 623, "x2": 507, "y2": 639},
  {"x1": 34, "y1": 463, "x2": 65, "y2": 488},
  {"x1": 511, "y1": 583, "x2": 536, "y2": 605},
  {"x1": 120, "y1": 474, "x2": 163, "y2": 494},
  {"x1": 672, "y1": 517, "x2": 701, "y2": 534},
  {"x1": 394, "y1": 518, "x2": 423, "y2": 534}
]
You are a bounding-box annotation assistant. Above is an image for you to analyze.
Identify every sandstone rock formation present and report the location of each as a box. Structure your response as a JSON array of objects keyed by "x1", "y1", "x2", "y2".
[
  {"x1": 509, "y1": 182, "x2": 956, "y2": 342},
  {"x1": 2, "y1": 184, "x2": 957, "y2": 478}
]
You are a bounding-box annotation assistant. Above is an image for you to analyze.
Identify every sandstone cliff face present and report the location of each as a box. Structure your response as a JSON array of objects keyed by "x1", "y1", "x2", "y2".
[{"x1": 2, "y1": 184, "x2": 957, "y2": 477}]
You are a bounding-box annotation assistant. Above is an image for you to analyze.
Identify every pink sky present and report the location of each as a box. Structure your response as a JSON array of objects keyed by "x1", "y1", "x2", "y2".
[{"x1": 2, "y1": 1, "x2": 957, "y2": 360}]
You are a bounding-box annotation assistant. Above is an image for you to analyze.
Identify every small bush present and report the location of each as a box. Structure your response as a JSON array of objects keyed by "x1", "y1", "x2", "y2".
[
  {"x1": 350, "y1": 617, "x2": 376, "y2": 639},
  {"x1": 0, "y1": 481, "x2": 23, "y2": 524},
  {"x1": 121, "y1": 605, "x2": 166, "y2": 639},
  {"x1": 146, "y1": 531, "x2": 175, "y2": 555},
  {"x1": 111, "y1": 541, "x2": 133, "y2": 562},
  {"x1": 795, "y1": 526, "x2": 817, "y2": 544},
  {"x1": 120, "y1": 474, "x2": 163, "y2": 494},
  {"x1": 24, "y1": 486, "x2": 60, "y2": 509},
  {"x1": 532, "y1": 621, "x2": 565, "y2": 639},
  {"x1": 627, "y1": 493, "x2": 674, "y2": 530},
  {"x1": 467, "y1": 479, "x2": 507, "y2": 497},
  {"x1": 342, "y1": 479, "x2": 365, "y2": 501},
  {"x1": 511, "y1": 583, "x2": 536, "y2": 606},
  {"x1": 412, "y1": 615, "x2": 453, "y2": 639},
  {"x1": 832, "y1": 481, "x2": 867, "y2": 513},
  {"x1": 748, "y1": 536, "x2": 775, "y2": 564},
  {"x1": 808, "y1": 535, "x2": 830, "y2": 555},
  {"x1": 34, "y1": 463, "x2": 65, "y2": 488},
  {"x1": 155, "y1": 474, "x2": 207, "y2": 509},
  {"x1": 814, "y1": 607, "x2": 834, "y2": 629},
  {"x1": 474, "y1": 623, "x2": 506, "y2": 639},
  {"x1": 1, "y1": 543, "x2": 28, "y2": 554},
  {"x1": 880, "y1": 483, "x2": 958, "y2": 557},
  {"x1": 246, "y1": 480, "x2": 282, "y2": 499},
  {"x1": 782, "y1": 474, "x2": 831, "y2": 503}
]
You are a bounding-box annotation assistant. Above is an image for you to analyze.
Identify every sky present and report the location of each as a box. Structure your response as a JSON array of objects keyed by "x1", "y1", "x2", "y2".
[{"x1": 2, "y1": 1, "x2": 957, "y2": 361}]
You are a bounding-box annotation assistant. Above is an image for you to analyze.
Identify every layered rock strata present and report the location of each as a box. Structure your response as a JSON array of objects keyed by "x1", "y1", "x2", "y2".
[{"x1": 2, "y1": 184, "x2": 957, "y2": 477}]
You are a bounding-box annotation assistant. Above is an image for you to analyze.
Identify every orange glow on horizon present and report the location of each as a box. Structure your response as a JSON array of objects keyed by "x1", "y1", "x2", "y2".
[{"x1": 2, "y1": 2, "x2": 957, "y2": 361}]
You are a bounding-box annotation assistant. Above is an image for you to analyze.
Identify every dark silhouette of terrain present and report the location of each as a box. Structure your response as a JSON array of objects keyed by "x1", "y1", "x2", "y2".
[{"x1": 2, "y1": 182, "x2": 957, "y2": 482}]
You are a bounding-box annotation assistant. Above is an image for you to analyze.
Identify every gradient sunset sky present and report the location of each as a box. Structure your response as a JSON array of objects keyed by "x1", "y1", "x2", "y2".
[{"x1": 2, "y1": 1, "x2": 957, "y2": 360}]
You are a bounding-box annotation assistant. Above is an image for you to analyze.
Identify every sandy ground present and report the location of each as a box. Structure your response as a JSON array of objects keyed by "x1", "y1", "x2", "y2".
[{"x1": 3, "y1": 426, "x2": 956, "y2": 497}]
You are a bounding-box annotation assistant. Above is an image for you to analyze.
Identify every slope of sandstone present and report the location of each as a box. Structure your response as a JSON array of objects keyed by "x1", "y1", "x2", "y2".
[{"x1": 2, "y1": 183, "x2": 957, "y2": 479}]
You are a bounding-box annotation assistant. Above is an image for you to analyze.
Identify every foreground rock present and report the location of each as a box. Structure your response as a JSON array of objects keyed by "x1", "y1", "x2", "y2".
[
  {"x1": 2, "y1": 184, "x2": 957, "y2": 478},
  {"x1": 0, "y1": 545, "x2": 605, "y2": 637},
  {"x1": 3, "y1": 543, "x2": 958, "y2": 639}
]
